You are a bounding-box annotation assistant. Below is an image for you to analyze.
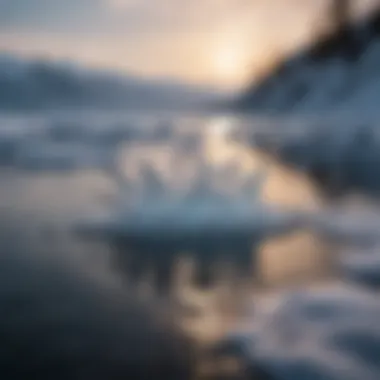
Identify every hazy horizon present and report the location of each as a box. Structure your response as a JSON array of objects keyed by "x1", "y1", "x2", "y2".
[{"x1": 0, "y1": 0, "x2": 379, "y2": 91}]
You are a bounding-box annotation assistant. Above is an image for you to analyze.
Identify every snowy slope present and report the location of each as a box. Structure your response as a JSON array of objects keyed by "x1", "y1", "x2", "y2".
[
  {"x1": 236, "y1": 10, "x2": 380, "y2": 116},
  {"x1": 0, "y1": 53, "x2": 218, "y2": 110}
]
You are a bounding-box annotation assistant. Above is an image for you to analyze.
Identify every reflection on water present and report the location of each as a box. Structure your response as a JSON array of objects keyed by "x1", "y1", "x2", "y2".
[
  {"x1": 1, "y1": 110, "x2": 379, "y2": 379},
  {"x1": 0, "y1": 111, "x2": 336, "y2": 290},
  {"x1": 0, "y1": 113, "x2": 331, "y2": 291}
]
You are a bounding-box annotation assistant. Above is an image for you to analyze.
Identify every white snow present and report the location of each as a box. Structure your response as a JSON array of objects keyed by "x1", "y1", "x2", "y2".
[
  {"x1": 238, "y1": 10, "x2": 380, "y2": 121},
  {"x1": 220, "y1": 282, "x2": 380, "y2": 380},
  {"x1": 216, "y1": 211, "x2": 380, "y2": 380}
]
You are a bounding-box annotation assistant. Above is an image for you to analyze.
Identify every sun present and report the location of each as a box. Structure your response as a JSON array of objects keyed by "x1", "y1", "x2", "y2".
[
  {"x1": 211, "y1": 40, "x2": 250, "y2": 89},
  {"x1": 213, "y1": 48, "x2": 241, "y2": 84}
]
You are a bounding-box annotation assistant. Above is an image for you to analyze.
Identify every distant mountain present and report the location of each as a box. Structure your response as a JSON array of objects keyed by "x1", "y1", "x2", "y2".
[
  {"x1": 0, "y1": 53, "x2": 219, "y2": 111},
  {"x1": 234, "y1": 9, "x2": 380, "y2": 117}
]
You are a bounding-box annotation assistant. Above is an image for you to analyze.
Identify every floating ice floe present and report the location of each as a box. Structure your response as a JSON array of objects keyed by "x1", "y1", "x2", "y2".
[
  {"x1": 339, "y1": 247, "x2": 380, "y2": 290},
  {"x1": 215, "y1": 285, "x2": 380, "y2": 380},
  {"x1": 235, "y1": 120, "x2": 380, "y2": 198},
  {"x1": 13, "y1": 141, "x2": 114, "y2": 172},
  {"x1": 211, "y1": 203, "x2": 380, "y2": 380},
  {"x1": 0, "y1": 113, "x2": 179, "y2": 171},
  {"x1": 304, "y1": 208, "x2": 380, "y2": 246},
  {"x1": 212, "y1": 215, "x2": 380, "y2": 379},
  {"x1": 75, "y1": 156, "x2": 308, "y2": 290}
]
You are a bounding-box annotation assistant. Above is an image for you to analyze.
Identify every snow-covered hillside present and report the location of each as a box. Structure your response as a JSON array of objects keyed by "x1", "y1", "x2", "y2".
[
  {"x1": 235, "y1": 9, "x2": 380, "y2": 117},
  {"x1": 0, "y1": 53, "x2": 218, "y2": 110}
]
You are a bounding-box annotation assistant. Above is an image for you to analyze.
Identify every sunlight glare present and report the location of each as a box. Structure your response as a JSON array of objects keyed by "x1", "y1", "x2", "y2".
[
  {"x1": 211, "y1": 30, "x2": 253, "y2": 89},
  {"x1": 213, "y1": 46, "x2": 244, "y2": 86}
]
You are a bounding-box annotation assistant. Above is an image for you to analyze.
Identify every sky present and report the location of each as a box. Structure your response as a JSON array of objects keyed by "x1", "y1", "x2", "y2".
[{"x1": 0, "y1": 0, "x2": 378, "y2": 90}]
